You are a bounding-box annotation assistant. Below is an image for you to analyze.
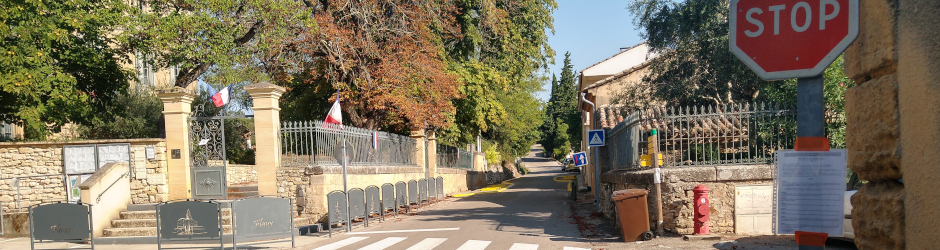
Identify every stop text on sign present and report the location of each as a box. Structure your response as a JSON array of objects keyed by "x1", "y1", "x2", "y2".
[
  {"x1": 730, "y1": 0, "x2": 858, "y2": 80},
  {"x1": 743, "y1": 1, "x2": 842, "y2": 37}
]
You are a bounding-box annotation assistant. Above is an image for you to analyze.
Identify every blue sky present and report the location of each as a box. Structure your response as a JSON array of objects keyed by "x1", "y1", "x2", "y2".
[{"x1": 536, "y1": 0, "x2": 645, "y2": 101}]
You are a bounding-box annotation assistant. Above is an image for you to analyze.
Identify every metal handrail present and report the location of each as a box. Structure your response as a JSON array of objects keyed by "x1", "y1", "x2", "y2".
[{"x1": 96, "y1": 172, "x2": 129, "y2": 204}]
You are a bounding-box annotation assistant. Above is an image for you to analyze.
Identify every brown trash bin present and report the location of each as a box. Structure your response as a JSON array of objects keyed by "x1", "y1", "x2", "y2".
[{"x1": 612, "y1": 189, "x2": 654, "y2": 242}]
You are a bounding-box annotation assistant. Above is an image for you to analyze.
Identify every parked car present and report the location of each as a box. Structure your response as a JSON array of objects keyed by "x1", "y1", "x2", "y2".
[{"x1": 563, "y1": 158, "x2": 580, "y2": 172}]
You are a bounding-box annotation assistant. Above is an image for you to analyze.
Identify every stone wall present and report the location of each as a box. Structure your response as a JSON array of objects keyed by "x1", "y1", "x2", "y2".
[
  {"x1": 0, "y1": 139, "x2": 167, "y2": 211},
  {"x1": 600, "y1": 165, "x2": 772, "y2": 235},
  {"x1": 843, "y1": 1, "x2": 940, "y2": 249},
  {"x1": 227, "y1": 164, "x2": 257, "y2": 185}
]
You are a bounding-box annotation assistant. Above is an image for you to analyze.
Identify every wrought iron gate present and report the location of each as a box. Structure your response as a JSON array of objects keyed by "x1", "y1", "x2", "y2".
[{"x1": 189, "y1": 117, "x2": 229, "y2": 199}]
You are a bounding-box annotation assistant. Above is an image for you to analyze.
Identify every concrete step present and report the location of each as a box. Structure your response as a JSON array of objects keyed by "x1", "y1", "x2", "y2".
[
  {"x1": 227, "y1": 191, "x2": 259, "y2": 199},
  {"x1": 102, "y1": 225, "x2": 233, "y2": 237},
  {"x1": 112, "y1": 217, "x2": 233, "y2": 228},
  {"x1": 227, "y1": 185, "x2": 258, "y2": 192},
  {"x1": 120, "y1": 208, "x2": 232, "y2": 219}
]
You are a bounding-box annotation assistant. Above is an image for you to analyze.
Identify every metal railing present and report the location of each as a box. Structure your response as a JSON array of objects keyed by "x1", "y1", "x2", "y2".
[
  {"x1": 437, "y1": 144, "x2": 473, "y2": 170},
  {"x1": 607, "y1": 103, "x2": 796, "y2": 169},
  {"x1": 280, "y1": 121, "x2": 418, "y2": 167}
]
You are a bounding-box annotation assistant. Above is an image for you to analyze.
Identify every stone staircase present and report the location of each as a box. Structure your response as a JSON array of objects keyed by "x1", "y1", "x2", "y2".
[
  {"x1": 227, "y1": 185, "x2": 259, "y2": 199},
  {"x1": 102, "y1": 204, "x2": 234, "y2": 237}
]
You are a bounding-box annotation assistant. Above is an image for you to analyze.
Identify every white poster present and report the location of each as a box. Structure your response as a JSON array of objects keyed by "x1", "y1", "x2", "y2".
[
  {"x1": 64, "y1": 145, "x2": 97, "y2": 175},
  {"x1": 97, "y1": 144, "x2": 130, "y2": 168},
  {"x1": 773, "y1": 149, "x2": 847, "y2": 236}
]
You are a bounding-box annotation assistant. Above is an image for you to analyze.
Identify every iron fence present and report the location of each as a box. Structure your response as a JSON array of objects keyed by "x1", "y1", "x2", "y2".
[
  {"x1": 607, "y1": 103, "x2": 796, "y2": 169},
  {"x1": 280, "y1": 121, "x2": 417, "y2": 167},
  {"x1": 437, "y1": 144, "x2": 473, "y2": 170}
]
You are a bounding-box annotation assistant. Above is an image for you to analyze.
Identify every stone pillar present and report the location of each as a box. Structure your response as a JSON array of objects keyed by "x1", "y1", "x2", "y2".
[
  {"x1": 410, "y1": 128, "x2": 426, "y2": 176},
  {"x1": 157, "y1": 87, "x2": 196, "y2": 200},
  {"x1": 897, "y1": 1, "x2": 940, "y2": 249},
  {"x1": 843, "y1": 0, "x2": 905, "y2": 249},
  {"x1": 426, "y1": 130, "x2": 437, "y2": 177},
  {"x1": 245, "y1": 83, "x2": 286, "y2": 196}
]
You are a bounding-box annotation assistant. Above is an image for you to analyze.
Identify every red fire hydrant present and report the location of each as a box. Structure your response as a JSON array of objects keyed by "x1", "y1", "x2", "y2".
[{"x1": 693, "y1": 185, "x2": 710, "y2": 235}]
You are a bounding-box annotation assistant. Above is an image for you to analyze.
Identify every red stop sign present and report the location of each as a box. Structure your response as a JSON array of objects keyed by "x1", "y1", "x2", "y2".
[{"x1": 730, "y1": 0, "x2": 858, "y2": 80}]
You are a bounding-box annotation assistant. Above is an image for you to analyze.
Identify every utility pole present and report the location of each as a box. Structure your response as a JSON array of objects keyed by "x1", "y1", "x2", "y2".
[{"x1": 651, "y1": 130, "x2": 664, "y2": 235}]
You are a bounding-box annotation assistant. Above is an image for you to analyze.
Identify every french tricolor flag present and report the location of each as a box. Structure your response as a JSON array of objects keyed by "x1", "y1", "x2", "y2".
[
  {"x1": 324, "y1": 94, "x2": 343, "y2": 128},
  {"x1": 206, "y1": 85, "x2": 231, "y2": 108}
]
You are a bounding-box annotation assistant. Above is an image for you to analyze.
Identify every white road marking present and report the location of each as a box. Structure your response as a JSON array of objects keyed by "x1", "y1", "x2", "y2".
[
  {"x1": 0, "y1": 238, "x2": 23, "y2": 243},
  {"x1": 312, "y1": 237, "x2": 369, "y2": 250},
  {"x1": 563, "y1": 247, "x2": 591, "y2": 250},
  {"x1": 358, "y1": 237, "x2": 407, "y2": 250},
  {"x1": 68, "y1": 245, "x2": 87, "y2": 249},
  {"x1": 405, "y1": 238, "x2": 448, "y2": 250},
  {"x1": 509, "y1": 243, "x2": 539, "y2": 250},
  {"x1": 455, "y1": 240, "x2": 492, "y2": 250},
  {"x1": 346, "y1": 228, "x2": 460, "y2": 235}
]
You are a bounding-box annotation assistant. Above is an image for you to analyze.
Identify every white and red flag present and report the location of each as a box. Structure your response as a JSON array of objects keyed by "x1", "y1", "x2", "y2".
[
  {"x1": 207, "y1": 85, "x2": 231, "y2": 107},
  {"x1": 324, "y1": 94, "x2": 343, "y2": 128}
]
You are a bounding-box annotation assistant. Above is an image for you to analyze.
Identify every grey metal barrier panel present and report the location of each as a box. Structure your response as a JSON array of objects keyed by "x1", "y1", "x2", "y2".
[
  {"x1": 347, "y1": 188, "x2": 366, "y2": 223},
  {"x1": 407, "y1": 180, "x2": 418, "y2": 205},
  {"x1": 30, "y1": 202, "x2": 93, "y2": 244},
  {"x1": 365, "y1": 186, "x2": 381, "y2": 219},
  {"x1": 437, "y1": 176, "x2": 444, "y2": 199},
  {"x1": 427, "y1": 177, "x2": 437, "y2": 201},
  {"x1": 381, "y1": 184, "x2": 395, "y2": 218},
  {"x1": 418, "y1": 179, "x2": 428, "y2": 203},
  {"x1": 395, "y1": 182, "x2": 408, "y2": 209},
  {"x1": 232, "y1": 197, "x2": 291, "y2": 238},
  {"x1": 327, "y1": 191, "x2": 347, "y2": 225},
  {"x1": 326, "y1": 191, "x2": 347, "y2": 237},
  {"x1": 157, "y1": 200, "x2": 221, "y2": 240}
]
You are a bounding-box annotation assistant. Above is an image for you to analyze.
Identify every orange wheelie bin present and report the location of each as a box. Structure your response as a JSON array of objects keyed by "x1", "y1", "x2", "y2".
[{"x1": 612, "y1": 189, "x2": 654, "y2": 242}]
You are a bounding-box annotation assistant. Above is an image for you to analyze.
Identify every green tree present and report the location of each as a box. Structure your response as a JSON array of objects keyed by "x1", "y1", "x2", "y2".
[
  {"x1": 438, "y1": 0, "x2": 557, "y2": 161},
  {"x1": 78, "y1": 88, "x2": 163, "y2": 139},
  {"x1": 0, "y1": 0, "x2": 134, "y2": 139},
  {"x1": 121, "y1": 0, "x2": 316, "y2": 88},
  {"x1": 627, "y1": 0, "x2": 767, "y2": 107},
  {"x1": 538, "y1": 75, "x2": 559, "y2": 156},
  {"x1": 551, "y1": 118, "x2": 570, "y2": 161},
  {"x1": 540, "y1": 52, "x2": 578, "y2": 156}
]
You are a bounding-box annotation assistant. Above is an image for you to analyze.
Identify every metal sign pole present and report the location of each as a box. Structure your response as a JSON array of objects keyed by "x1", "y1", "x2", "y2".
[
  {"x1": 342, "y1": 140, "x2": 351, "y2": 232},
  {"x1": 797, "y1": 76, "x2": 825, "y2": 138}
]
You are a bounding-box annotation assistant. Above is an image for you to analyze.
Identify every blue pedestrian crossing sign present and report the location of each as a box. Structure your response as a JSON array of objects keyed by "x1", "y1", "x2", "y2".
[
  {"x1": 587, "y1": 129, "x2": 605, "y2": 147},
  {"x1": 573, "y1": 151, "x2": 588, "y2": 167}
]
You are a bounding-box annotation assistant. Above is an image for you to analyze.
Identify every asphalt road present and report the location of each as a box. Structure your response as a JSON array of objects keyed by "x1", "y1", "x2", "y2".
[{"x1": 302, "y1": 146, "x2": 590, "y2": 250}]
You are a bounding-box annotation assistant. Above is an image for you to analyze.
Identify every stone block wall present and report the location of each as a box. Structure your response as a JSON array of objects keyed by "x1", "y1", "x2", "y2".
[
  {"x1": 600, "y1": 165, "x2": 772, "y2": 235},
  {"x1": 0, "y1": 139, "x2": 167, "y2": 211},
  {"x1": 227, "y1": 164, "x2": 257, "y2": 186}
]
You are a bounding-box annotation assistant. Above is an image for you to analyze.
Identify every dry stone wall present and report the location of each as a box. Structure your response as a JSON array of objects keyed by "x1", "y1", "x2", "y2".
[
  {"x1": 227, "y1": 164, "x2": 258, "y2": 185},
  {"x1": 0, "y1": 139, "x2": 168, "y2": 211},
  {"x1": 600, "y1": 165, "x2": 772, "y2": 235}
]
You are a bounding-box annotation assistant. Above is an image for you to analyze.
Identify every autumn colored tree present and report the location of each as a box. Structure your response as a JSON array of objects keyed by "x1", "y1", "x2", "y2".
[{"x1": 278, "y1": 0, "x2": 461, "y2": 130}]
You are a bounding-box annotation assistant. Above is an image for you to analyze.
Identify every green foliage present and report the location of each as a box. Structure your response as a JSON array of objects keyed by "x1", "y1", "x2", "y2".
[
  {"x1": 121, "y1": 0, "x2": 316, "y2": 88},
  {"x1": 1, "y1": 0, "x2": 134, "y2": 140},
  {"x1": 78, "y1": 88, "x2": 163, "y2": 139},
  {"x1": 551, "y1": 118, "x2": 571, "y2": 161},
  {"x1": 438, "y1": 0, "x2": 556, "y2": 162},
  {"x1": 540, "y1": 52, "x2": 579, "y2": 158},
  {"x1": 627, "y1": 0, "x2": 767, "y2": 106}
]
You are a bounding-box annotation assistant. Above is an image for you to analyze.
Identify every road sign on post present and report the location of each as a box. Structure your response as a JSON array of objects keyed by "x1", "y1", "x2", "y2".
[
  {"x1": 730, "y1": 0, "x2": 858, "y2": 80},
  {"x1": 587, "y1": 129, "x2": 605, "y2": 147},
  {"x1": 572, "y1": 152, "x2": 587, "y2": 167}
]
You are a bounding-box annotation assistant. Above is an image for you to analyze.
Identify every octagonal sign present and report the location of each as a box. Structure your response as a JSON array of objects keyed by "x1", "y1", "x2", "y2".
[{"x1": 730, "y1": 0, "x2": 858, "y2": 80}]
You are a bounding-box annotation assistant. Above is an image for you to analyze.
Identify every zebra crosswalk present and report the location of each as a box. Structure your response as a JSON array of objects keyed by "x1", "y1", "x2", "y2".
[{"x1": 310, "y1": 236, "x2": 592, "y2": 250}]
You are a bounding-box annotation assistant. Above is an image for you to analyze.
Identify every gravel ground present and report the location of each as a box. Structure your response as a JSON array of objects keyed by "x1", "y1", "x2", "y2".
[{"x1": 570, "y1": 199, "x2": 859, "y2": 250}]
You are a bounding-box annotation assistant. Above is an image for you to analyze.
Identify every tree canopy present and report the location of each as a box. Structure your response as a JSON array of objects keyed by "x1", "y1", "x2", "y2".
[
  {"x1": 1, "y1": 0, "x2": 134, "y2": 139},
  {"x1": 539, "y1": 52, "x2": 579, "y2": 158}
]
